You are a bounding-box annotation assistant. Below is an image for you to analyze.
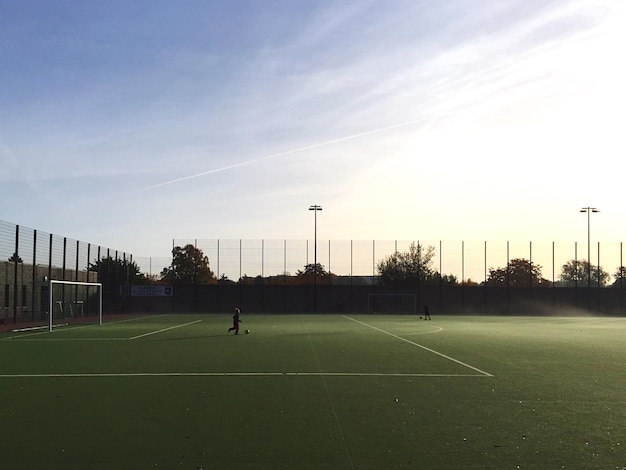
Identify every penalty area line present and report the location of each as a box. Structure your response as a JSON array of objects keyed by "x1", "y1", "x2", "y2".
[
  {"x1": 343, "y1": 315, "x2": 493, "y2": 377},
  {"x1": 129, "y1": 320, "x2": 202, "y2": 340}
]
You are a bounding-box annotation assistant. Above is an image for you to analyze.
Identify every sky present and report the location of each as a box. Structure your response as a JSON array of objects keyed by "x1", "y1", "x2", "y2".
[{"x1": 1, "y1": 0, "x2": 625, "y2": 260}]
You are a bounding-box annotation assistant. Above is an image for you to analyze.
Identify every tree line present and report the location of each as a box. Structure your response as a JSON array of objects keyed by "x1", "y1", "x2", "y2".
[
  {"x1": 88, "y1": 243, "x2": 626, "y2": 288},
  {"x1": 376, "y1": 242, "x2": 622, "y2": 288}
]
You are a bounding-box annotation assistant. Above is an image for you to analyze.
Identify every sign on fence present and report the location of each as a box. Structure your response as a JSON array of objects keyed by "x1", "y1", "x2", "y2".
[{"x1": 130, "y1": 285, "x2": 174, "y2": 297}]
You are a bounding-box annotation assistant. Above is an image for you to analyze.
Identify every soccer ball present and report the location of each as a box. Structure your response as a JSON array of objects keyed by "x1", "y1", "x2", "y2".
[
  {"x1": 419, "y1": 316, "x2": 423, "y2": 320},
  {"x1": 245, "y1": 329, "x2": 250, "y2": 334}
]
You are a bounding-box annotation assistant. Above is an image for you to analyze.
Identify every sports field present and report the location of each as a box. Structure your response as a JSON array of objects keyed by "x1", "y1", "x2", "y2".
[{"x1": 0, "y1": 314, "x2": 624, "y2": 469}]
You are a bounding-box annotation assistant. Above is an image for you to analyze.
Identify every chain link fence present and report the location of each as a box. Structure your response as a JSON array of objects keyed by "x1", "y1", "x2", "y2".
[
  {"x1": 158, "y1": 238, "x2": 626, "y2": 285},
  {"x1": 3, "y1": 219, "x2": 625, "y2": 329},
  {"x1": 131, "y1": 238, "x2": 626, "y2": 315}
]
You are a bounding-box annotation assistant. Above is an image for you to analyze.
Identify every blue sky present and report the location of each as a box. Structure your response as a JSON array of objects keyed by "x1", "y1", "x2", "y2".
[{"x1": 1, "y1": 0, "x2": 624, "y2": 258}]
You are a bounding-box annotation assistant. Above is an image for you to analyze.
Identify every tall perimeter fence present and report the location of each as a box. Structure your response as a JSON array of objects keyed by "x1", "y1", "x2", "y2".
[
  {"x1": 132, "y1": 238, "x2": 626, "y2": 316},
  {"x1": 2, "y1": 218, "x2": 625, "y2": 329},
  {"x1": 0, "y1": 220, "x2": 133, "y2": 327}
]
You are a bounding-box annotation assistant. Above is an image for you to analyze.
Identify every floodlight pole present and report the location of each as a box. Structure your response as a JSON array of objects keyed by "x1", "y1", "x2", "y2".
[
  {"x1": 309, "y1": 205, "x2": 322, "y2": 312},
  {"x1": 580, "y1": 207, "x2": 599, "y2": 309}
]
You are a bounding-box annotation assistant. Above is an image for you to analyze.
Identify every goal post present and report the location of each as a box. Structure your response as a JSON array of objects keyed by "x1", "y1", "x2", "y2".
[
  {"x1": 367, "y1": 293, "x2": 416, "y2": 314},
  {"x1": 48, "y1": 280, "x2": 103, "y2": 332}
]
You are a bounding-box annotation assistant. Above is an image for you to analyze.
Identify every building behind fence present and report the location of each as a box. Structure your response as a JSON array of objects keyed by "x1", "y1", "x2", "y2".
[
  {"x1": 2, "y1": 220, "x2": 625, "y2": 328},
  {"x1": 0, "y1": 220, "x2": 133, "y2": 325}
]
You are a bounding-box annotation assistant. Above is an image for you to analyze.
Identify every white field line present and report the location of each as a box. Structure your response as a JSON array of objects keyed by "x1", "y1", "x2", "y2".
[
  {"x1": 4, "y1": 338, "x2": 130, "y2": 341},
  {"x1": 0, "y1": 314, "x2": 180, "y2": 341},
  {"x1": 307, "y1": 335, "x2": 355, "y2": 469},
  {"x1": 129, "y1": 319, "x2": 202, "y2": 340},
  {"x1": 5, "y1": 314, "x2": 167, "y2": 334},
  {"x1": 1, "y1": 322, "x2": 77, "y2": 340},
  {"x1": 0, "y1": 372, "x2": 489, "y2": 378},
  {"x1": 1, "y1": 332, "x2": 40, "y2": 341},
  {"x1": 403, "y1": 326, "x2": 443, "y2": 336},
  {"x1": 343, "y1": 316, "x2": 493, "y2": 377},
  {"x1": 104, "y1": 314, "x2": 173, "y2": 325},
  {"x1": 12, "y1": 325, "x2": 55, "y2": 332}
]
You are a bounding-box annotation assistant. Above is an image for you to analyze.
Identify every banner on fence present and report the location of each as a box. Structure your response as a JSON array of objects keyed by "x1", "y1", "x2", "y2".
[{"x1": 130, "y1": 285, "x2": 173, "y2": 297}]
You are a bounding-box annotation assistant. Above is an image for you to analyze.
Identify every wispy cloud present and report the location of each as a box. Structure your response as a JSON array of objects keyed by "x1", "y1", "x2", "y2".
[
  {"x1": 2, "y1": 0, "x2": 625, "y2": 255},
  {"x1": 140, "y1": 110, "x2": 464, "y2": 191}
]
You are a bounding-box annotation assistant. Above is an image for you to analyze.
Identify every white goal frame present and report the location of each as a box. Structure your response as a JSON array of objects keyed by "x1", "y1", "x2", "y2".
[
  {"x1": 48, "y1": 280, "x2": 103, "y2": 332},
  {"x1": 367, "y1": 293, "x2": 417, "y2": 314}
]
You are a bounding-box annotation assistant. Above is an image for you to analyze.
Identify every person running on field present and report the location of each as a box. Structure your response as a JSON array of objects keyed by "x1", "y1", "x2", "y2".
[
  {"x1": 228, "y1": 307, "x2": 242, "y2": 335},
  {"x1": 423, "y1": 304, "x2": 431, "y2": 320}
]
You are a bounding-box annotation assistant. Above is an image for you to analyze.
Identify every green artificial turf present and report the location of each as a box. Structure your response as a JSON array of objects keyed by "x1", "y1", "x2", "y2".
[{"x1": 0, "y1": 314, "x2": 624, "y2": 469}]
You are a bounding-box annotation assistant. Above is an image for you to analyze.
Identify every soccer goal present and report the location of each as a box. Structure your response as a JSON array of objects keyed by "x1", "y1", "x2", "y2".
[
  {"x1": 48, "y1": 280, "x2": 103, "y2": 332},
  {"x1": 367, "y1": 293, "x2": 416, "y2": 314}
]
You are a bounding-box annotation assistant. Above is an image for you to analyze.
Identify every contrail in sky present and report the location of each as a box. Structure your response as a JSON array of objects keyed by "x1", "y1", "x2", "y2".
[{"x1": 140, "y1": 113, "x2": 451, "y2": 191}]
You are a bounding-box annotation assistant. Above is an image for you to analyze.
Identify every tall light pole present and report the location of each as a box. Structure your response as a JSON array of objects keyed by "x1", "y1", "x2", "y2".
[
  {"x1": 309, "y1": 205, "x2": 322, "y2": 312},
  {"x1": 580, "y1": 207, "x2": 599, "y2": 308}
]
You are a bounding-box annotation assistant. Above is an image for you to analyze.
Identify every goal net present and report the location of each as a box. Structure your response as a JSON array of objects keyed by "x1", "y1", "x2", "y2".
[
  {"x1": 48, "y1": 280, "x2": 102, "y2": 332},
  {"x1": 367, "y1": 293, "x2": 416, "y2": 314}
]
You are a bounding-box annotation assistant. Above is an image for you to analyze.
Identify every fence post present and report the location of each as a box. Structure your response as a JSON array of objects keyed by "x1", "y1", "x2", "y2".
[
  {"x1": 13, "y1": 224, "x2": 19, "y2": 323},
  {"x1": 31, "y1": 229, "x2": 37, "y2": 321},
  {"x1": 484, "y1": 241, "x2": 487, "y2": 314},
  {"x1": 461, "y1": 240, "x2": 465, "y2": 314}
]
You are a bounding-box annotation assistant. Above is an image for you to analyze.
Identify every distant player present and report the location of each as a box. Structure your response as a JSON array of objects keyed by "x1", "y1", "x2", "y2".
[
  {"x1": 228, "y1": 307, "x2": 242, "y2": 335},
  {"x1": 423, "y1": 304, "x2": 431, "y2": 320}
]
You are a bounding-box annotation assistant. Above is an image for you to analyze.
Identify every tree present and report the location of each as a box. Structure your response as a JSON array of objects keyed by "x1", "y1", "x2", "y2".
[
  {"x1": 441, "y1": 274, "x2": 459, "y2": 285},
  {"x1": 610, "y1": 266, "x2": 626, "y2": 288},
  {"x1": 239, "y1": 275, "x2": 264, "y2": 285},
  {"x1": 160, "y1": 244, "x2": 216, "y2": 284},
  {"x1": 89, "y1": 256, "x2": 144, "y2": 285},
  {"x1": 376, "y1": 242, "x2": 438, "y2": 286},
  {"x1": 291, "y1": 263, "x2": 336, "y2": 285},
  {"x1": 143, "y1": 273, "x2": 160, "y2": 284},
  {"x1": 89, "y1": 256, "x2": 145, "y2": 312},
  {"x1": 485, "y1": 258, "x2": 550, "y2": 287},
  {"x1": 559, "y1": 260, "x2": 609, "y2": 287},
  {"x1": 296, "y1": 263, "x2": 329, "y2": 278},
  {"x1": 218, "y1": 273, "x2": 235, "y2": 285}
]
